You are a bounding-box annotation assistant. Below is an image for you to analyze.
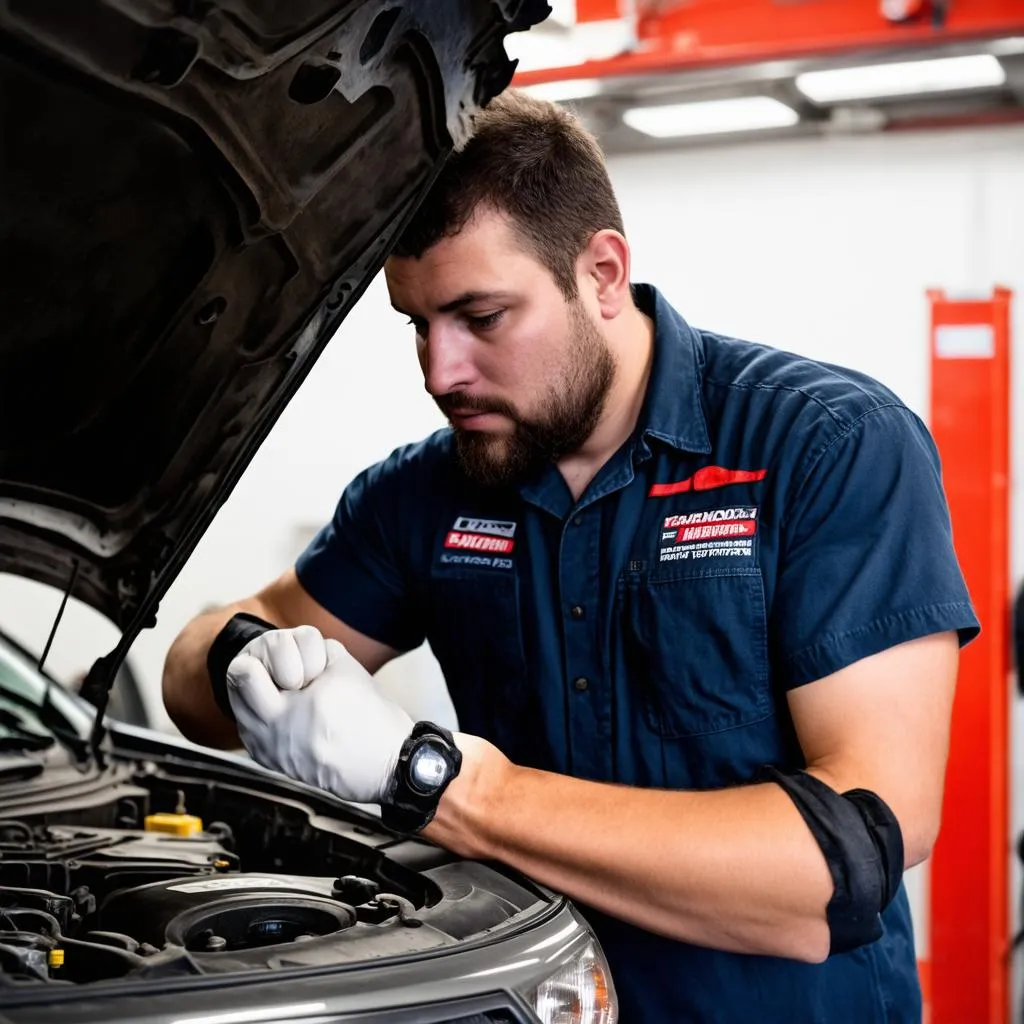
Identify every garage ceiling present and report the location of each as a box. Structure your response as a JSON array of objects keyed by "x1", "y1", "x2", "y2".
[{"x1": 509, "y1": 0, "x2": 1024, "y2": 151}]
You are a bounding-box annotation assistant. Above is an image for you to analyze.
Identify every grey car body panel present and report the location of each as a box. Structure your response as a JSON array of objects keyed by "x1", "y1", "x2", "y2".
[{"x1": 0, "y1": 901, "x2": 594, "y2": 1024}]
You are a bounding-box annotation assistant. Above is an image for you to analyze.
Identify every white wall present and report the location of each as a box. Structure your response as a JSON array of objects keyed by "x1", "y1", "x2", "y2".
[{"x1": 2, "y1": 120, "x2": 1022, "y2": 979}]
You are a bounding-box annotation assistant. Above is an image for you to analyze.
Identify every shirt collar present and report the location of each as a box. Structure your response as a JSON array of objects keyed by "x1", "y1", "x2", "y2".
[{"x1": 632, "y1": 283, "x2": 712, "y2": 456}]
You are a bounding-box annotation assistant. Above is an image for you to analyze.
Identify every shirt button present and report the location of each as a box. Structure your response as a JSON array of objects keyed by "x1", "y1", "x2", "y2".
[
  {"x1": 572, "y1": 515, "x2": 583, "y2": 526},
  {"x1": 573, "y1": 677, "x2": 589, "y2": 692},
  {"x1": 570, "y1": 605, "x2": 585, "y2": 620}
]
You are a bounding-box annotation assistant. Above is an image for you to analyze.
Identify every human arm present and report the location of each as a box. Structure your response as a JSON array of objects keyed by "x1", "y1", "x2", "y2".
[{"x1": 426, "y1": 631, "x2": 957, "y2": 963}]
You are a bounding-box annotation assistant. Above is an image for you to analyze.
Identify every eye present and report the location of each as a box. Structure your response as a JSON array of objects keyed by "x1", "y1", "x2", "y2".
[
  {"x1": 466, "y1": 310, "x2": 505, "y2": 331},
  {"x1": 406, "y1": 317, "x2": 427, "y2": 337}
]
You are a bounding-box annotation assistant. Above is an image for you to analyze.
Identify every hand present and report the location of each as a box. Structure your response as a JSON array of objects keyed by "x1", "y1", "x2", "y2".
[
  {"x1": 237, "y1": 624, "x2": 335, "y2": 692},
  {"x1": 225, "y1": 638, "x2": 413, "y2": 803}
]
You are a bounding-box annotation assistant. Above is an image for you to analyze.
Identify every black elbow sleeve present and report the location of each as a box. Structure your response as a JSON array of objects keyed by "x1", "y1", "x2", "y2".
[{"x1": 764, "y1": 767, "x2": 904, "y2": 956}]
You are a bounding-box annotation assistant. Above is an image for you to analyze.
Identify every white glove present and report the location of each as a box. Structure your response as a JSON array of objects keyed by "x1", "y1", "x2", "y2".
[
  {"x1": 225, "y1": 636, "x2": 413, "y2": 804},
  {"x1": 236, "y1": 625, "x2": 335, "y2": 692}
]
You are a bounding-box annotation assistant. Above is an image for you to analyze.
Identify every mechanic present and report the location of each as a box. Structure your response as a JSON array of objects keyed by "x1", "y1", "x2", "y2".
[{"x1": 163, "y1": 90, "x2": 979, "y2": 1022}]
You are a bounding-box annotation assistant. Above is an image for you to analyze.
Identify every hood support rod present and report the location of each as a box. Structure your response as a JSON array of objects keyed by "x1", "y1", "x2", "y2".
[{"x1": 38, "y1": 558, "x2": 78, "y2": 675}]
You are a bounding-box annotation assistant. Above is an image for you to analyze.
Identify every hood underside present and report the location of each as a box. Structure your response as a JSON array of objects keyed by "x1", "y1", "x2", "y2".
[{"x1": 0, "y1": 0, "x2": 547, "y2": 646}]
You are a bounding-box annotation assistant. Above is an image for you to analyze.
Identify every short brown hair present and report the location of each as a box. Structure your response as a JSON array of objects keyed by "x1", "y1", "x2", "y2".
[{"x1": 392, "y1": 90, "x2": 624, "y2": 297}]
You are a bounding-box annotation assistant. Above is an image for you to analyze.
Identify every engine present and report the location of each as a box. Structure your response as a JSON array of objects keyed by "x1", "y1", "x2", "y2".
[
  {"x1": 0, "y1": 755, "x2": 531, "y2": 989},
  {"x1": 0, "y1": 814, "x2": 439, "y2": 987}
]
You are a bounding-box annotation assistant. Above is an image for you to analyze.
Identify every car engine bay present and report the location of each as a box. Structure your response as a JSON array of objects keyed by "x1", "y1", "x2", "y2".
[{"x1": 0, "y1": 745, "x2": 546, "y2": 990}]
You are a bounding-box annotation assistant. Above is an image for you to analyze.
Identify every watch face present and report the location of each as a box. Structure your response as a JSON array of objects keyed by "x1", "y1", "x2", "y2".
[{"x1": 409, "y1": 743, "x2": 449, "y2": 794}]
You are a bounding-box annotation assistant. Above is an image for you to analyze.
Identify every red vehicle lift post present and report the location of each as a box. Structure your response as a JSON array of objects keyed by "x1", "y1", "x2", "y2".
[{"x1": 928, "y1": 287, "x2": 1013, "y2": 1024}]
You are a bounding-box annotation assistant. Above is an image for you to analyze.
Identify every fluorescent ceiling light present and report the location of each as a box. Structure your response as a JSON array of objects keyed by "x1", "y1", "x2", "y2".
[
  {"x1": 519, "y1": 78, "x2": 602, "y2": 103},
  {"x1": 622, "y1": 97, "x2": 799, "y2": 138},
  {"x1": 990, "y1": 37, "x2": 1024, "y2": 56},
  {"x1": 796, "y1": 54, "x2": 1006, "y2": 102}
]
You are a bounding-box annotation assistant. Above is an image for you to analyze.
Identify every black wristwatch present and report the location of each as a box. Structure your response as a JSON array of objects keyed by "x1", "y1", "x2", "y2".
[{"x1": 380, "y1": 722, "x2": 462, "y2": 834}]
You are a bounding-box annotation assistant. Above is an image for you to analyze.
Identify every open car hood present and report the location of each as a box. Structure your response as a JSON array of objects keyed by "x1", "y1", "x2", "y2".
[{"x1": 0, "y1": 0, "x2": 548, "y2": 716}]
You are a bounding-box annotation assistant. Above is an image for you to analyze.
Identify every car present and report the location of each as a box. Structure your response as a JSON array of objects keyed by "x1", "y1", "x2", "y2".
[
  {"x1": 0, "y1": 630, "x2": 614, "y2": 1022},
  {"x1": 0, "y1": 2, "x2": 619, "y2": 1021}
]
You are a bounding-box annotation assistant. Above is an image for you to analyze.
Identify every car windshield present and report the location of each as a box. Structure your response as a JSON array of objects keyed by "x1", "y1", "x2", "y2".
[{"x1": 0, "y1": 633, "x2": 94, "y2": 746}]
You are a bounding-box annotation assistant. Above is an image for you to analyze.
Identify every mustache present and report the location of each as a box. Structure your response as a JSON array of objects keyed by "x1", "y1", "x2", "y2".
[{"x1": 435, "y1": 392, "x2": 519, "y2": 420}]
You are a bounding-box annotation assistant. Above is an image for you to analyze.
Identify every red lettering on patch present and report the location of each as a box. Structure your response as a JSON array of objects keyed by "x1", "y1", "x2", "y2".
[
  {"x1": 444, "y1": 531, "x2": 515, "y2": 554},
  {"x1": 649, "y1": 466, "x2": 767, "y2": 498},
  {"x1": 676, "y1": 520, "x2": 757, "y2": 543}
]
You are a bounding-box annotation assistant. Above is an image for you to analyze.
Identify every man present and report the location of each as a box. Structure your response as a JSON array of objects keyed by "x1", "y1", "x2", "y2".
[{"x1": 163, "y1": 91, "x2": 979, "y2": 1022}]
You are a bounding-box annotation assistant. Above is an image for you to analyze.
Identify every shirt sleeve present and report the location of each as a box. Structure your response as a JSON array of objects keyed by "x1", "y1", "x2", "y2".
[
  {"x1": 294, "y1": 449, "x2": 426, "y2": 653},
  {"x1": 771, "y1": 404, "x2": 980, "y2": 690}
]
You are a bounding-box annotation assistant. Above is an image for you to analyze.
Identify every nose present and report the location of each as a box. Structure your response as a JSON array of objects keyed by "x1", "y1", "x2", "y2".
[{"x1": 420, "y1": 322, "x2": 476, "y2": 397}]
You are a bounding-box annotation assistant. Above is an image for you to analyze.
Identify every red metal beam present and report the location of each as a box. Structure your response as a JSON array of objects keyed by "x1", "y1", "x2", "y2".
[
  {"x1": 514, "y1": 0, "x2": 1024, "y2": 85},
  {"x1": 928, "y1": 288, "x2": 1013, "y2": 1024},
  {"x1": 576, "y1": 0, "x2": 626, "y2": 21}
]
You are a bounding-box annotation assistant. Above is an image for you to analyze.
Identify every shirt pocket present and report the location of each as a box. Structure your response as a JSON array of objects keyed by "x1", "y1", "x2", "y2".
[
  {"x1": 622, "y1": 566, "x2": 772, "y2": 739},
  {"x1": 423, "y1": 571, "x2": 530, "y2": 757}
]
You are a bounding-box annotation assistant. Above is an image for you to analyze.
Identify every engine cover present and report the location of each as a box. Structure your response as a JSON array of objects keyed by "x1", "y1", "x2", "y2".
[{"x1": 99, "y1": 874, "x2": 357, "y2": 951}]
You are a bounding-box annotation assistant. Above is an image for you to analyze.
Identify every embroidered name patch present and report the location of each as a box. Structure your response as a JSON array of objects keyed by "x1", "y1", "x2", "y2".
[
  {"x1": 659, "y1": 506, "x2": 758, "y2": 563},
  {"x1": 440, "y1": 516, "x2": 517, "y2": 570}
]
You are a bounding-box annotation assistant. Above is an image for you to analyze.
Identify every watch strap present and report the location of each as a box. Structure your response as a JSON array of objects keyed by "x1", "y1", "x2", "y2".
[
  {"x1": 207, "y1": 612, "x2": 277, "y2": 719},
  {"x1": 380, "y1": 721, "x2": 462, "y2": 834}
]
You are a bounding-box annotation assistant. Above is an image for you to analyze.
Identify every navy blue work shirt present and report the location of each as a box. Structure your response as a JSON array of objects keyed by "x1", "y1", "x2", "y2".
[{"x1": 297, "y1": 284, "x2": 979, "y2": 1023}]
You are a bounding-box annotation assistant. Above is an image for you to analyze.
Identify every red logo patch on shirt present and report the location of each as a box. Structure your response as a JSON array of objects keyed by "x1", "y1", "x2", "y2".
[
  {"x1": 659, "y1": 507, "x2": 758, "y2": 563},
  {"x1": 649, "y1": 466, "x2": 767, "y2": 499},
  {"x1": 444, "y1": 531, "x2": 515, "y2": 554}
]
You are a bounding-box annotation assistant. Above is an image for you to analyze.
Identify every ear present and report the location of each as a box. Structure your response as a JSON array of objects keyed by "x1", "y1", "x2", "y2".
[{"x1": 577, "y1": 229, "x2": 631, "y2": 320}]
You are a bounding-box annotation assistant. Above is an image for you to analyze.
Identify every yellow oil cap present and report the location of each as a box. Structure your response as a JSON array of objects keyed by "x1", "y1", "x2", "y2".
[
  {"x1": 144, "y1": 813, "x2": 203, "y2": 837},
  {"x1": 48, "y1": 949, "x2": 64, "y2": 968}
]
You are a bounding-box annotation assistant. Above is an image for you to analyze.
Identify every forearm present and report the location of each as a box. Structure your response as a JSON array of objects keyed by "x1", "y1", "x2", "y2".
[
  {"x1": 428, "y1": 753, "x2": 833, "y2": 963},
  {"x1": 162, "y1": 598, "x2": 280, "y2": 747}
]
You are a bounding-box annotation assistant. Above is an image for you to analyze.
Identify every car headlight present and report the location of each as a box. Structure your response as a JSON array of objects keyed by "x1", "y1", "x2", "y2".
[{"x1": 528, "y1": 941, "x2": 618, "y2": 1024}]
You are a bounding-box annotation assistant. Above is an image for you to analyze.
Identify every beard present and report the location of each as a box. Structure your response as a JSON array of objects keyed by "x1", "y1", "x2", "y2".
[{"x1": 438, "y1": 302, "x2": 616, "y2": 488}]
